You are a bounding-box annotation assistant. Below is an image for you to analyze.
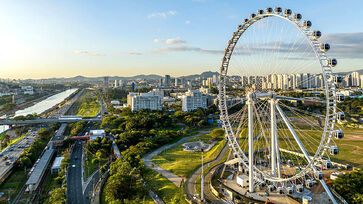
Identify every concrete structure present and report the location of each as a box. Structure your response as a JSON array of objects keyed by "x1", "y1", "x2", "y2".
[
  {"x1": 236, "y1": 174, "x2": 249, "y2": 187},
  {"x1": 127, "y1": 92, "x2": 162, "y2": 111},
  {"x1": 181, "y1": 89, "x2": 207, "y2": 112},
  {"x1": 89, "y1": 129, "x2": 106, "y2": 140},
  {"x1": 51, "y1": 157, "x2": 64, "y2": 173},
  {"x1": 26, "y1": 149, "x2": 55, "y2": 192}
]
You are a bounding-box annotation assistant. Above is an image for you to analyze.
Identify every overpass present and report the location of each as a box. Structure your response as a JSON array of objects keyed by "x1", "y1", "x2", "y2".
[{"x1": 0, "y1": 117, "x2": 102, "y2": 125}]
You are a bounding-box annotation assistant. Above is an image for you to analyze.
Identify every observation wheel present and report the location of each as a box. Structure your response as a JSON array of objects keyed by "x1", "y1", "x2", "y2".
[{"x1": 218, "y1": 7, "x2": 344, "y2": 203}]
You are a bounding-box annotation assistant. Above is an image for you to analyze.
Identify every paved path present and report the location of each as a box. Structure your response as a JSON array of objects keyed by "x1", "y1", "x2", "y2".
[
  {"x1": 143, "y1": 130, "x2": 211, "y2": 187},
  {"x1": 185, "y1": 140, "x2": 229, "y2": 203}
]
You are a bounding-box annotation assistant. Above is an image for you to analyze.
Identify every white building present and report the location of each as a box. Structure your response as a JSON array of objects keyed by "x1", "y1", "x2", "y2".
[
  {"x1": 51, "y1": 157, "x2": 64, "y2": 173},
  {"x1": 127, "y1": 92, "x2": 162, "y2": 111},
  {"x1": 22, "y1": 86, "x2": 34, "y2": 95},
  {"x1": 89, "y1": 129, "x2": 106, "y2": 140},
  {"x1": 182, "y1": 89, "x2": 207, "y2": 112}
]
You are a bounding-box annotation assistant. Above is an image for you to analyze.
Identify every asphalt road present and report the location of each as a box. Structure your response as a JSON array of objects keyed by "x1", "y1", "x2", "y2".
[
  {"x1": 185, "y1": 140, "x2": 229, "y2": 204},
  {"x1": 0, "y1": 131, "x2": 38, "y2": 178},
  {"x1": 67, "y1": 141, "x2": 84, "y2": 204}
]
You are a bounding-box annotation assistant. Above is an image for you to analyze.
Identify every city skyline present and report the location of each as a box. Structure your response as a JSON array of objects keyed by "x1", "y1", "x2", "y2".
[{"x1": 1, "y1": 0, "x2": 363, "y2": 79}]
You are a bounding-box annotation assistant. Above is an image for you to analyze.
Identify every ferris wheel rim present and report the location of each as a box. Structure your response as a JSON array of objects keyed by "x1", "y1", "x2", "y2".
[{"x1": 218, "y1": 9, "x2": 338, "y2": 183}]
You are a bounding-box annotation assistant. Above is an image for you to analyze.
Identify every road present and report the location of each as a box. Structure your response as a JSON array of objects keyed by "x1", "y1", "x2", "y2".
[
  {"x1": 185, "y1": 140, "x2": 229, "y2": 204},
  {"x1": 0, "y1": 118, "x2": 101, "y2": 125},
  {"x1": 143, "y1": 130, "x2": 212, "y2": 187},
  {"x1": 67, "y1": 142, "x2": 84, "y2": 204},
  {"x1": 0, "y1": 131, "x2": 38, "y2": 183}
]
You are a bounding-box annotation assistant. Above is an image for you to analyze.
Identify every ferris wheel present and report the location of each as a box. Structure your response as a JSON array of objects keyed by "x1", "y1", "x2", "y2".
[{"x1": 218, "y1": 7, "x2": 345, "y2": 203}]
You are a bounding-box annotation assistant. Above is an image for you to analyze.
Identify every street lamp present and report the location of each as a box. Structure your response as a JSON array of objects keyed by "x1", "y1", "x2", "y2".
[{"x1": 201, "y1": 144, "x2": 204, "y2": 202}]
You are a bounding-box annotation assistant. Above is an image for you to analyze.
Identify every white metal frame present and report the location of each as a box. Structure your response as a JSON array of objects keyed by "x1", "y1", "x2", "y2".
[{"x1": 218, "y1": 8, "x2": 339, "y2": 203}]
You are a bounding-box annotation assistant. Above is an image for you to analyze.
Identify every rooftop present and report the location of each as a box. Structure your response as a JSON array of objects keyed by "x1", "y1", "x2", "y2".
[{"x1": 26, "y1": 149, "x2": 54, "y2": 185}]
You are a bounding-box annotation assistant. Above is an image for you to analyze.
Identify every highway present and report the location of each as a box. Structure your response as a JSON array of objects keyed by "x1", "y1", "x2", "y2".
[
  {"x1": 67, "y1": 142, "x2": 84, "y2": 204},
  {"x1": 0, "y1": 118, "x2": 101, "y2": 125},
  {"x1": 0, "y1": 131, "x2": 38, "y2": 183}
]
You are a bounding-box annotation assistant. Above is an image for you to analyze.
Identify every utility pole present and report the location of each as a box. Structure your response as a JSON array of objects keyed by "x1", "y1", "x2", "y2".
[{"x1": 201, "y1": 147, "x2": 204, "y2": 202}]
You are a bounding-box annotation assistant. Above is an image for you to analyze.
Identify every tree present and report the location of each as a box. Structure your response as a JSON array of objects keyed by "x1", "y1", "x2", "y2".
[
  {"x1": 37, "y1": 128, "x2": 52, "y2": 140},
  {"x1": 210, "y1": 128, "x2": 224, "y2": 140},
  {"x1": 333, "y1": 169, "x2": 363, "y2": 204},
  {"x1": 48, "y1": 187, "x2": 66, "y2": 204}
]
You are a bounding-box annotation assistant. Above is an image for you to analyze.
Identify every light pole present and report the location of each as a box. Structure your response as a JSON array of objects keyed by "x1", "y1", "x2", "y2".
[{"x1": 201, "y1": 146, "x2": 204, "y2": 202}]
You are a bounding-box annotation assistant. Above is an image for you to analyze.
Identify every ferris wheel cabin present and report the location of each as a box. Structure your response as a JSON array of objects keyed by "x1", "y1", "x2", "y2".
[{"x1": 334, "y1": 129, "x2": 344, "y2": 139}]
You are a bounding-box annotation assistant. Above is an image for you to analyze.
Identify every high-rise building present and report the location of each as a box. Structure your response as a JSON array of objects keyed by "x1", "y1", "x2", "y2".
[
  {"x1": 127, "y1": 92, "x2": 162, "y2": 111},
  {"x1": 360, "y1": 75, "x2": 363, "y2": 88},
  {"x1": 103, "y1": 77, "x2": 109, "y2": 91},
  {"x1": 182, "y1": 89, "x2": 207, "y2": 112},
  {"x1": 164, "y1": 75, "x2": 171, "y2": 87},
  {"x1": 351, "y1": 72, "x2": 360, "y2": 87},
  {"x1": 114, "y1": 80, "x2": 118, "y2": 88}
]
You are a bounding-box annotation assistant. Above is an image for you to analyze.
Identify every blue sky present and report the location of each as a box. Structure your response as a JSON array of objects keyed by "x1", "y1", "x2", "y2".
[{"x1": 0, "y1": 0, "x2": 362, "y2": 79}]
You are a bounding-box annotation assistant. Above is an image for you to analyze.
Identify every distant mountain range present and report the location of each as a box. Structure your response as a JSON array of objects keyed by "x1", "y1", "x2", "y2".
[
  {"x1": 29, "y1": 71, "x2": 220, "y2": 83},
  {"x1": 26, "y1": 69, "x2": 362, "y2": 83}
]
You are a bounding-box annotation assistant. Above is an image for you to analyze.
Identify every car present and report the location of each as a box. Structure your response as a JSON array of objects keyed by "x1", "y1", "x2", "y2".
[
  {"x1": 72, "y1": 165, "x2": 76, "y2": 168},
  {"x1": 75, "y1": 156, "x2": 78, "y2": 160},
  {"x1": 5, "y1": 161, "x2": 10, "y2": 166}
]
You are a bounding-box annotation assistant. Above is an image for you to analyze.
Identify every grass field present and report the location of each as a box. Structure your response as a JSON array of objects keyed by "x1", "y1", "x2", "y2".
[
  {"x1": 144, "y1": 167, "x2": 188, "y2": 204},
  {"x1": 152, "y1": 131, "x2": 226, "y2": 178},
  {"x1": 66, "y1": 89, "x2": 101, "y2": 117},
  {"x1": 237, "y1": 127, "x2": 363, "y2": 168}
]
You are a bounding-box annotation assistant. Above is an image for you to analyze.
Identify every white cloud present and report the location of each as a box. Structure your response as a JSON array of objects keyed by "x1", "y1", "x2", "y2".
[
  {"x1": 74, "y1": 50, "x2": 104, "y2": 56},
  {"x1": 148, "y1": 10, "x2": 177, "y2": 19},
  {"x1": 153, "y1": 37, "x2": 186, "y2": 44},
  {"x1": 185, "y1": 20, "x2": 191, "y2": 24},
  {"x1": 152, "y1": 45, "x2": 223, "y2": 54},
  {"x1": 121, "y1": 50, "x2": 143, "y2": 55}
]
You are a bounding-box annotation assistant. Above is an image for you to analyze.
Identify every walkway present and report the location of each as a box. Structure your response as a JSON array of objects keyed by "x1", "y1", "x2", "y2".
[{"x1": 143, "y1": 130, "x2": 212, "y2": 187}]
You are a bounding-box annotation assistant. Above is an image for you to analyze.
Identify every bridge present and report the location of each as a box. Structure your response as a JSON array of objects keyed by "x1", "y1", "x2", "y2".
[{"x1": 0, "y1": 117, "x2": 102, "y2": 125}]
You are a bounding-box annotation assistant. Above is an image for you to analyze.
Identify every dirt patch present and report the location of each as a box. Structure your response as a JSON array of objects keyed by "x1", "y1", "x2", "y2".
[{"x1": 343, "y1": 134, "x2": 362, "y2": 140}]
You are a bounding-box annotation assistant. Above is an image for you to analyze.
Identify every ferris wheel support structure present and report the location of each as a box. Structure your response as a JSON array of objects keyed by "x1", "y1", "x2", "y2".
[{"x1": 218, "y1": 7, "x2": 344, "y2": 204}]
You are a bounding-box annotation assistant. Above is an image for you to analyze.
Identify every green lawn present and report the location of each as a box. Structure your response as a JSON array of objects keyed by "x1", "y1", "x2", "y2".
[
  {"x1": 66, "y1": 89, "x2": 101, "y2": 117},
  {"x1": 152, "y1": 131, "x2": 226, "y2": 178},
  {"x1": 77, "y1": 100, "x2": 101, "y2": 117},
  {"x1": 144, "y1": 167, "x2": 188, "y2": 204}
]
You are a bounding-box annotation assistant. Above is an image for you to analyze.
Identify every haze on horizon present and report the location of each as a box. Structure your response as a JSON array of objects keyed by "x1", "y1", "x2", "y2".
[{"x1": 1, "y1": 0, "x2": 363, "y2": 79}]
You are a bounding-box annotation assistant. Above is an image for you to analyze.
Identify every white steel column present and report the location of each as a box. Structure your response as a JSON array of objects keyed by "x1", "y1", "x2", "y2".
[
  {"x1": 270, "y1": 99, "x2": 276, "y2": 177},
  {"x1": 275, "y1": 103, "x2": 338, "y2": 204},
  {"x1": 247, "y1": 93, "x2": 254, "y2": 193}
]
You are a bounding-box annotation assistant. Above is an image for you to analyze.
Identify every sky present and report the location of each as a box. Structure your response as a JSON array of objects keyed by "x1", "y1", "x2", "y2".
[{"x1": 1, "y1": 0, "x2": 363, "y2": 79}]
